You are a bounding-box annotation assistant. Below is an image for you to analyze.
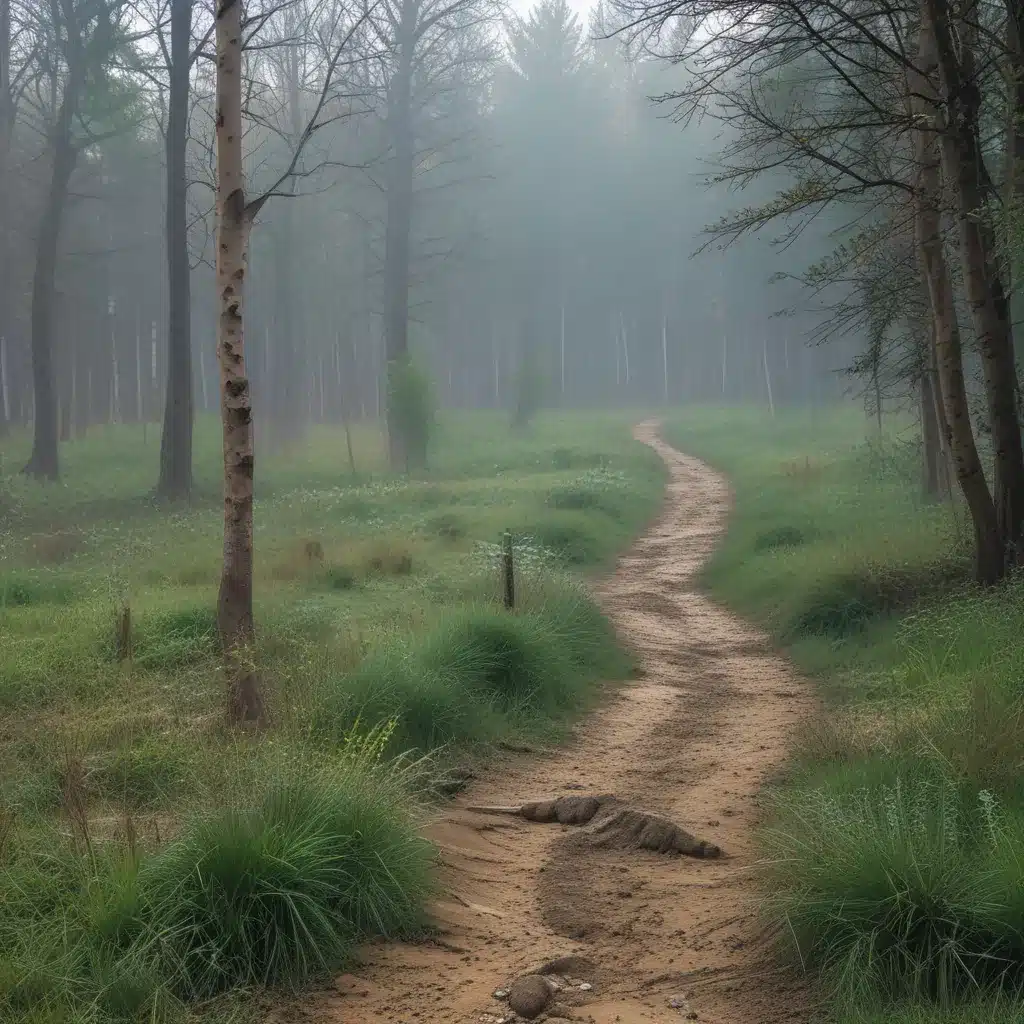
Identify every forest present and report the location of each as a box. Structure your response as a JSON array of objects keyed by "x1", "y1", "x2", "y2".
[{"x1": 3, "y1": 0, "x2": 1024, "y2": 1023}]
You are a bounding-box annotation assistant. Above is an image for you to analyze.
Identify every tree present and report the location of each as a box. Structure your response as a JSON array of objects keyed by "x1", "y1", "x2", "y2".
[
  {"x1": 213, "y1": 0, "x2": 373, "y2": 722},
  {"x1": 157, "y1": 0, "x2": 197, "y2": 499},
  {"x1": 368, "y1": 0, "x2": 498, "y2": 466},
  {"x1": 23, "y1": 0, "x2": 123, "y2": 479}
]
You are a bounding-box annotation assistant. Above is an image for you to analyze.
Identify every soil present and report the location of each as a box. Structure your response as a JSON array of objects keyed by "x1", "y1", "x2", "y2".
[{"x1": 277, "y1": 422, "x2": 817, "y2": 1024}]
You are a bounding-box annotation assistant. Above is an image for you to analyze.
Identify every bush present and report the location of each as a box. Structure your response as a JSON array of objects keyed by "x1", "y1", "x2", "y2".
[
  {"x1": 766, "y1": 775, "x2": 1024, "y2": 1008},
  {"x1": 312, "y1": 586, "x2": 627, "y2": 753},
  {"x1": 313, "y1": 649, "x2": 492, "y2": 752},
  {"x1": 528, "y1": 513, "x2": 605, "y2": 566},
  {"x1": 387, "y1": 358, "x2": 435, "y2": 471},
  {"x1": 420, "y1": 608, "x2": 574, "y2": 712},
  {"x1": 134, "y1": 771, "x2": 432, "y2": 998}
]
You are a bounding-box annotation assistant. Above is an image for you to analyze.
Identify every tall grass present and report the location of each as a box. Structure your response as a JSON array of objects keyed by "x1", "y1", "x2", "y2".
[
  {"x1": 665, "y1": 407, "x2": 1024, "y2": 1021},
  {"x1": 0, "y1": 411, "x2": 661, "y2": 1022}
]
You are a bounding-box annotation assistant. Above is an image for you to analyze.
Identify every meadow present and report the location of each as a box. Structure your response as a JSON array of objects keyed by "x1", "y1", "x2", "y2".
[
  {"x1": 0, "y1": 411, "x2": 665, "y2": 1024},
  {"x1": 666, "y1": 407, "x2": 1024, "y2": 1024}
]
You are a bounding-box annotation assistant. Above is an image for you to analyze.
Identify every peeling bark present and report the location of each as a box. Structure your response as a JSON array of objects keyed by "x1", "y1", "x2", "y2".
[{"x1": 215, "y1": 0, "x2": 263, "y2": 723}]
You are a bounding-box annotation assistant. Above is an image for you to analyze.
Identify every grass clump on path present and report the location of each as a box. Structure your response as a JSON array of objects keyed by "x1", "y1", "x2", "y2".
[{"x1": 665, "y1": 407, "x2": 1024, "y2": 1022}]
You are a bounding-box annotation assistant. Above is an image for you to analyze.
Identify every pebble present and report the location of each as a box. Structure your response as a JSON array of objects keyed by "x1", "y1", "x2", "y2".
[
  {"x1": 493, "y1": 990, "x2": 509, "y2": 1000},
  {"x1": 579, "y1": 982, "x2": 593, "y2": 991}
]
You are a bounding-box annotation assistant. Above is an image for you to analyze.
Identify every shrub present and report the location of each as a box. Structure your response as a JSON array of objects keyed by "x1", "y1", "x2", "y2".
[
  {"x1": 134, "y1": 771, "x2": 433, "y2": 998},
  {"x1": 312, "y1": 649, "x2": 493, "y2": 752},
  {"x1": 765, "y1": 775, "x2": 1024, "y2": 1008},
  {"x1": 420, "y1": 608, "x2": 574, "y2": 712},
  {"x1": 528, "y1": 513, "x2": 605, "y2": 566},
  {"x1": 387, "y1": 358, "x2": 435, "y2": 471}
]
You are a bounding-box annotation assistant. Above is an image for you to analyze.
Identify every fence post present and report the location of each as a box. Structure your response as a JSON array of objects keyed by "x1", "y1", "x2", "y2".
[{"x1": 502, "y1": 530, "x2": 515, "y2": 610}]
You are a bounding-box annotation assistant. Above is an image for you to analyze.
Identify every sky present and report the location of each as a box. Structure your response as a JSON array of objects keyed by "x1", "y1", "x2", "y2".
[{"x1": 510, "y1": 0, "x2": 595, "y2": 20}]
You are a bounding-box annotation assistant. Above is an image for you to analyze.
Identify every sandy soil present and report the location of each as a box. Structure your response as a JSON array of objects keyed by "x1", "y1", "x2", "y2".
[{"x1": 278, "y1": 422, "x2": 816, "y2": 1024}]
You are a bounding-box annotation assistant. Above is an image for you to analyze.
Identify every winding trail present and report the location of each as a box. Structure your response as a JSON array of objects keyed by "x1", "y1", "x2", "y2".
[{"x1": 282, "y1": 422, "x2": 816, "y2": 1024}]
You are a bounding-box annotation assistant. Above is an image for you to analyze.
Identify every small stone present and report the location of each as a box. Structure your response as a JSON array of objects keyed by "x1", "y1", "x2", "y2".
[
  {"x1": 686, "y1": 1014, "x2": 699, "y2": 1021},
  {"x1": 508, "y1": 975, "x2": 554, "y2": 1020},
  {"x1": 493, "y1": 990, "x2": 509, "y2": 1000},
  {"x1": 668, "y1": 995, "x2": 688, "y2": 1009},
  {"x1": 579, "y1": 982, "x2": 593, "y2": 991}
]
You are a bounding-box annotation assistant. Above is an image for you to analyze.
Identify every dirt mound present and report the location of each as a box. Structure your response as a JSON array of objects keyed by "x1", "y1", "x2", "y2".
[{"x1": 469, "y1": 794, "x2": 721, "y2": 857}]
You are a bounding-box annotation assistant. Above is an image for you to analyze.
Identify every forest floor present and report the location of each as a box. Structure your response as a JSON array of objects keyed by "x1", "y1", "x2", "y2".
[{"x1": 281, "y1": 422, "x2": 815, "y2": 1024}]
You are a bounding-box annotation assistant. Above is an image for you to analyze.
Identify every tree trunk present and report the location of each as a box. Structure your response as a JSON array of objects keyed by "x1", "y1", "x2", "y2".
[
  {"x1": 920, "y1": 368, "x2": 942, "y2": 499},
  {"x1": 383, "y1": 13, "x2": 415, "y2": 467},
  {"x1": 913, "y1": 10, "x2": 1003, "y2": 582},
  {"x1": 158, "y1": 0, "x2": 194, "y2": 499},
  {"x1": 24, "y1": 104, "x2": 77, "y2": 479},
  {"x1": 925, "y1": 0, "x2": 1024, "y2": 561},
  {"x1": 0, "y1": 0, "x2": 10, "y2": 439},
  {"x1": 1005, "y1": 0, "x2": 1024, "y2": 383},
  {"x1": 215, "y1": 0, "x2": 263, "y2": 724}
]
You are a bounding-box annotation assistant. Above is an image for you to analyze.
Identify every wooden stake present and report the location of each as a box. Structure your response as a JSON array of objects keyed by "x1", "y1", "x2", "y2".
[{"x1": 502, "y1": 530, "x2": 515, "y2": 610}]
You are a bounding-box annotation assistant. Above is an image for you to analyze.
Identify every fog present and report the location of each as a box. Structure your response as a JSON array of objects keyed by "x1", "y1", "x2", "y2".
[{"x1": 0, "y1": 0, "x2": 862, "y2": 485}]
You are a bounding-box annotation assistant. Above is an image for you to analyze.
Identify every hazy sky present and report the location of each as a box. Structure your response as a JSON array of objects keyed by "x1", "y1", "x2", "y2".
[{"x1": 510, "y1": 0, "x2": 595, "y2": 20}]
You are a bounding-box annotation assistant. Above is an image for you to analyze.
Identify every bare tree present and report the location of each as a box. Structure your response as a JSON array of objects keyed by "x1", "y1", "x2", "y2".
[
  {"x1": 23, "y1": 0, "x2": 124, "y2": 479},
  {"x1": 213, "y1": 0, "x2": 374, "y2": 722}
]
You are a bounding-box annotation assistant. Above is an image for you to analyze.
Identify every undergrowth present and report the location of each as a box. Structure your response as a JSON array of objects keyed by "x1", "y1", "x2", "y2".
[
  {"x1": 665, "y1": 407, "x2": 1024, "y2": 1023},
  {"x1": 0, "y1": 410, "x2": 661, "y2": 1023}
]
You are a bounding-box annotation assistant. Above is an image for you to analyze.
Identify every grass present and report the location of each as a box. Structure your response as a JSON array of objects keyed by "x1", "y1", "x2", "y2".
[
  {"x1": 0, "y1": 410, "x2": 663, "y2": 1023},
  {"x1": 665, "y1": 406, "x2": 1024, "y2": 1023}
]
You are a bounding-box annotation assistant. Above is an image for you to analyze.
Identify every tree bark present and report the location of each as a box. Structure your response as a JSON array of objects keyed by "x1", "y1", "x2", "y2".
[
  {"x1": 24, "y1": 102, "x2": 78, "y2": 479},
  {"x1": 158, "y1": 0, "x2": 194, "y2": 500},
  {"x1": 913, "y1": 10, "x2": 1003, "y2": 582},
  {"x1": 383, "y1": 7, "x2": 415, "y2": 466},
  {"x1": 215, "y1": 0, "x2": 263, "y2": 723},
  {"x1": 925, "y1": 0, "x2": 1024, "y2": 561}
]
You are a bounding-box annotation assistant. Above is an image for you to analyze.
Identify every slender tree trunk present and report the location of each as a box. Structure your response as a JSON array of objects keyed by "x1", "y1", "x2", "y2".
[
  {"x1": 157, "y1": 0, "x2": 194, "y2": 498},
  {"x1": 1005, "y1": 1, "x2": 1024, "y2": 379},
  {"x1": 25, "y1": 103, "x2": 78, "y2": 479},
  {"x1": 383, "y1": 14, "x2": 415, "y2": 467},
  {"x1": 0, "y1": 0, "x2": 10, "y2": 439},
  {"x1": 925, "y1": 0, "x2": 1024, "y2": 561},
  {"x1": 764, "y1": 336, "x2": 775, "y2": 417},
  {"x1": 913, "y1": 11, "x2": 1002, "y2": 582},
  {"x1": 215, "y1": 0, "x2": 262, "y2": 723}
]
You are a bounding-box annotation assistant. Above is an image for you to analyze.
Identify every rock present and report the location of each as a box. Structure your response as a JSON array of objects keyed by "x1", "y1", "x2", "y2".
[
  {"x1": 508, "y1": 975, "x2": 554, "y2": 1019},
  {"x1": 493, "y1": 989, "x2": 509, "y2": 999},
  {"x1": 668, "y1": 995, "x2": 689, "y2": 1010},
  {"x1": 579, "y1": 982, "x2": 593, "y2": 991}
]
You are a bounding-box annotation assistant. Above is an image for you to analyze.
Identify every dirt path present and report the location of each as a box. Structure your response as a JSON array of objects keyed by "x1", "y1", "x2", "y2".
[{"x1": 283, "y1": 423, "x2": 815, "y2": 1024}]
